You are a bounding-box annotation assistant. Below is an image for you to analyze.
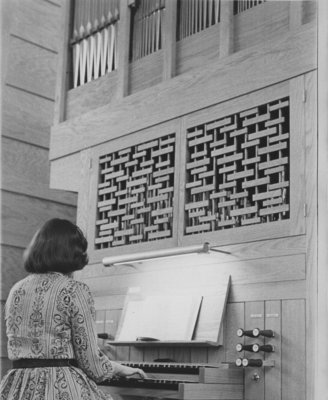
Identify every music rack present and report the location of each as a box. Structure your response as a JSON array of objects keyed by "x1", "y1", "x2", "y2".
[{"x1": 105, "y1": 275, "x2": 231, "y2": 348}]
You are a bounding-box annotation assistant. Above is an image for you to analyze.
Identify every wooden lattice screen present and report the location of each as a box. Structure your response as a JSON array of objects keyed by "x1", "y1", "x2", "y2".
[
  {"x1": 184, "y1": 97, "x2": 290, "y2": 234},
  {"x1": 95, "y1": 134, "x2": 176, "y2": 249}
]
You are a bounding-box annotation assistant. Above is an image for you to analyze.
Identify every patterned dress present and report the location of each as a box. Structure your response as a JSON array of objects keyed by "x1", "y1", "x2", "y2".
[{"x1": 0, "y1": 272, "x2": 114, "y2": 400}]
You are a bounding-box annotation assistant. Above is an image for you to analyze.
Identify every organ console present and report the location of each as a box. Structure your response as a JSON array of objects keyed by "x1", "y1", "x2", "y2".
[{"x1": 99, "y1": 361, "x2": 244, "y2": 399}]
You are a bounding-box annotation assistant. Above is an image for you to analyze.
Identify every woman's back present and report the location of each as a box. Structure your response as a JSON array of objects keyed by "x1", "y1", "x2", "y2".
[
  {"x1": 1, "y1": 219, "x2": 146, "y2": 400},
  {"x1": 6, "y1": 272, "x2": 79, "y2": 361},
  {"x1": 1, "y1": 272, "x2": 114, "y2": 400}
]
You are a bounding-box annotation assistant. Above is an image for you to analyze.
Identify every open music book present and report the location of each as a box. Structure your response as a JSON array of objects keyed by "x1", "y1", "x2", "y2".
[{"x1": 116, "y1": 295, "x2": 203, "y2": 341}]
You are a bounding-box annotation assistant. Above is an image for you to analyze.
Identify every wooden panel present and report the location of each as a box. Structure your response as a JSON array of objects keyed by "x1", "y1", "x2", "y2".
[
  {"x1": 90, "y1": 278, "x2": 305, "y2": 309},
  {"x1": 50, "y1": 24, "x2": 316, "y2": 160},
  {"x1": 244, "y1": 302, "x2": 265, "y2": 400},
  {"x1": 264, "y1": 301, "x2": 281, "y2": 400},
  {"x1": 230, "y1": 280, "x2": 305, "y2": 303},
  {"x1": 6, "y1": 35, "x2": 57, "y2": 100},
  {"x1": 289, "y1": 1, "x2": 303, "y2": 31},
  {"x1": 216, "y1": 235, "x2": 306, "y2": 260},
  {"x1": 46, "y1": 0, "x2": 63, "y2": 6},
  {"x1": 1, "y1": 191, "x2": 76, "y2": 248},
  {"x1": 1, "y1": 0, "x2": 12, "y2": 88},
  {"x1": 83, "y1": 253, "x2": 305, "y2": 298},
  {"x1": 0, "y1": 245, "x2": 27, "y2": 300},
  {"x1": 172, "y1": 346, "x2": 191, "y2": 364},
  {"x1": 162, "y1": 0, "x2": 177, "y2": 80},
  {"x1": 9, "y1": 0, "x2": 61, "y2": 52},
  {"x1": 53, "y1": 0, "x2": 71, "y2": 125},
  {"x1": 2, "y1": 137, "x2": 77, "y2": 205},
  {"x1": 224, "y1": 302, "x2": 244, "y2": 363},
  {"x1": 130, "y1": 345, "x2": 144, "y2": 363},
  {"x1": 303, "y1": 1, "x2": 317, "y2": 24},
  {"x1": 129, "y1": 50, "x2": 163, "y2": 95},
  {"x1": 50, "y1": 152, "x2": 81, "y2": 193},
  {"x1": 234, "y1": 1, "x2": 289, "y2": 52},
  {"x1": 317, "y1": 5, "x2": 328, "y2": 396},
  {"x1": 289, "y1": 76, "x2": 306, "y2": 235},
  {"x1": 3, "y1": 85, "x2": 54, "y2": 148},
  {"x1": 66, "y1": 72, "x2": 118, "y2": 120},
  {"x1": 219, "y1": 0, "x2": 234, "y2": 58},
  {"x1": 176, "y1": 24, "x2": 220, "y2": 76},
  {"x1": 76, "y1": 149, "x2": 93, "y2": 236},
  {"x1": 281, "y1": 300, "x2": 306, "y2": 400},
  {"x1": 143, "y1": 346, "x2": 160, "y2": 363},
  {"x1": 190, "y1": 347, "x2": 209, "y2": 364},
  {"x1": 116, "y1": 0, "x2": 130, "y2": 99},
  {"x1": 303, "y1": 70, "x2": 318, "y2": 400}
]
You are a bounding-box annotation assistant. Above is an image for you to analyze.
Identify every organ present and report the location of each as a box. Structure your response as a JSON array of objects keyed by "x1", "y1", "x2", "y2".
[
  {"x1": 99, "y1": 362, "x2": 244, "y2": 399},
  {"x1": 50, "y1": 1, "x2": 319, "y2": 399}
]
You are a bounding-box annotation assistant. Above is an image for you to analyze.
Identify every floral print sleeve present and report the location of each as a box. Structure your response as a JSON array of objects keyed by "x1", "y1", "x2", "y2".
[{"x1": 71, "y1": 281, "x2": 114, "y2": 383}]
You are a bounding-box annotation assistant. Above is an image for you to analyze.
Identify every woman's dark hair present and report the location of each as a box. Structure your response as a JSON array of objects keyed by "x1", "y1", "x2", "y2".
[{"x1": 23, "y1": 218, "x2": 89, "y2": 274}]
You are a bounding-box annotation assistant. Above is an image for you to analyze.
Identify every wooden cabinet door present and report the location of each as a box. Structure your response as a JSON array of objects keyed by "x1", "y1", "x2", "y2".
[
  {"x1": 86, "y1": 118, "x2": 182, "y2": 263},
  {"x1": 179, "y1": 80, "x2": 305, "y2": 247}
]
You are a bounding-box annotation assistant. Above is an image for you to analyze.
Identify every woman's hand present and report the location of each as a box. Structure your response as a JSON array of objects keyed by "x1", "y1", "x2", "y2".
[
  {"x1": 112, "y1": 362, "x2": 147, "y2": 379},
  {"x1": 117, "y1": 365, "x2": 147, "y2": 379}
]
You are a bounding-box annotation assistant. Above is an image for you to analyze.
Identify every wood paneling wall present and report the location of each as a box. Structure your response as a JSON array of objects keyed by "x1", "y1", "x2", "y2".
[{"x1": 0, "y1": 0, "x2": 77, "y2": 377}]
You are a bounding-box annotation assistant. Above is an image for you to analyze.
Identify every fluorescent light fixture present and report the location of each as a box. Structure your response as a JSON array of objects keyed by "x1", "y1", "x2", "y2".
[{"x1": 102, "y1": 243, "x2": 230, "y2": 267}]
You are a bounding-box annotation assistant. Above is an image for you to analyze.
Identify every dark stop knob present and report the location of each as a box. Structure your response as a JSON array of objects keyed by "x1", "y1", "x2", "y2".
[
  {"x1": 242, "y1": 358, "x2": 263, "y2": 367},
  {"x1": 252, "y1": 329, "x2": 274, "y2": 338},
  {"x1": 252, "y1": 344, "x2": 275, "y2": 353}
]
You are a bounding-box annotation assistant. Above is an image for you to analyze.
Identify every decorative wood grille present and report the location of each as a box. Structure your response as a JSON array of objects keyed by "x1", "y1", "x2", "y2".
[
  {"x1": 130, "y1": 0, "x2": 166, "y2": 61},
  {"x1": 234, "y1": 0, "x2": 266, "y2": 14},
  {"x1": 95, "y1": 134, "x2": 176, "y2": 249},
  {"x1": 184, "y1": 97, "x2": 290, "y2": 235},
  {"x1": 177, "y1": 0, "x2": 221, "y2": 41}
]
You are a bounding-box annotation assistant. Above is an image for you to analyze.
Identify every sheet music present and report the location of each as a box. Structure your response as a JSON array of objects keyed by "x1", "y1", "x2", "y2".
[{"x1": 116, "y1": 295, "x2": 203, "y2": 341}]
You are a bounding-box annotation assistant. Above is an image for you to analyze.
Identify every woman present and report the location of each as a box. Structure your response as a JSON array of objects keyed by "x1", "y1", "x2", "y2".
[{"x1": 0, "y1": 218, "x2": 146, "y2": 399}]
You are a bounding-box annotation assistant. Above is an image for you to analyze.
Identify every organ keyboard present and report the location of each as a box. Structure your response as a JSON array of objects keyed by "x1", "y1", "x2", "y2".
[{"x1": 99, "y1": 362, "x2": 244, "y2": 400}]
